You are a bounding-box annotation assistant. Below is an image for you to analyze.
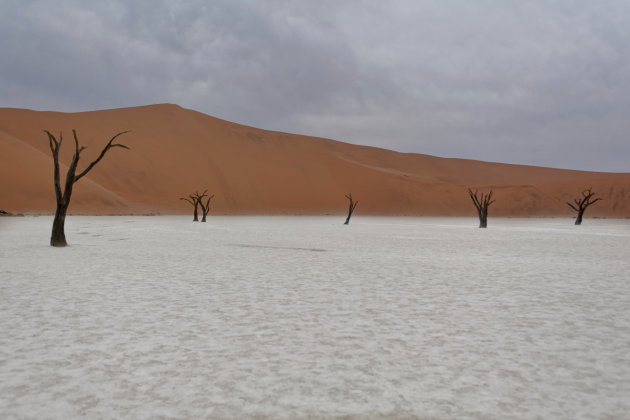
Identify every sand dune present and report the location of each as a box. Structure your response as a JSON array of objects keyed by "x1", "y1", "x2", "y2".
[{"x1": 1, "y1": 104, "x2": 629, "y2": 217}]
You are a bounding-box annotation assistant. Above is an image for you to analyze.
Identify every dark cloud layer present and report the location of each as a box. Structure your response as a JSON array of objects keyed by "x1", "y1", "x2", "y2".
[{"x1": 1, "y1": 0, "x2": 629, "y2": 171}]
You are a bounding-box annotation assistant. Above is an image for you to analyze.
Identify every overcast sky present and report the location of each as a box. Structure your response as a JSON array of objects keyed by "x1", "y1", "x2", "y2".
[{"x1": 2, "y1": 0, "x2": 629, "y2": 172}]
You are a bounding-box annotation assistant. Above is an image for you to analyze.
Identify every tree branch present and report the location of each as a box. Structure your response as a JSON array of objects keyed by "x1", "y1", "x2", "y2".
[
  {"x1": 200, "y1": 194, "x2": 215, "y2": 216},
  {"x1": 44, "y1": 131, "x2": 63, "y2": 202},
  {"x1": 583, "y1": 197, "x2": 602, "y2": 209},
  {"x1": 74, "y1": 130, "x2": 130, "y2": 182},
  {"x1": 468, "y1": 188, "x2": 482, "y2": 210},
  {"x1": 566, "y1": 202, "x2": 579, "y2": 212}
]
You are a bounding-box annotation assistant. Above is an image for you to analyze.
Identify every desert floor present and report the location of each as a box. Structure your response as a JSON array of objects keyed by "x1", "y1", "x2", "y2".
[{"x1": 1, "y1": 216, "x2": 629, "y2": 419}]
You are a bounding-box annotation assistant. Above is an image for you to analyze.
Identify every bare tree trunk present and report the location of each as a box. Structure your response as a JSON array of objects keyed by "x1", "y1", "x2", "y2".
[
  {"x1": 479, "y1": 208, "x2": 488, "y2": 228},
  {"x1": 575, "y1": 210, "x2": 584, "y2": 225},
  {"x1": 344, "y1": 193, "x2": 358, "y2": 225},
  {"x1": 46, "y1": 130, "x2": 130, "y2": 247},
  {"x1": 193, "y1": 202, "x2": 199, "y2": 222},
  {"x1": 468, "y1": 188, "x2": 495, "y2": 228},
  {"x1": 51, "y1": 202, "x2": 69, "y2": 246},
  {"x1": 199, "y1": 194, "x2": 215, "y2": 222}
]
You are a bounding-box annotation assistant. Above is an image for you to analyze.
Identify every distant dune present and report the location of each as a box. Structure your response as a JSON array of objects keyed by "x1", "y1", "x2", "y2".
[{"x1": 1, "y1": 104, "x2": 629, "y2": 217}]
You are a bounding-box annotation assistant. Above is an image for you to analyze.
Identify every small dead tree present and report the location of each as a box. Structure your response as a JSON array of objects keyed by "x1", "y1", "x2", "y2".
[
  {"x1": 567, "y1": 188, "x2": 602, "y2": 225},
  {"x1": 180, "y1": 195, "x2": 199, "y2": 221},
  {"x1": 468, "y1": 188, "x2": 495, "y2": 228},
  {"x1": 344, "y1": 193, "x2": 359, "y2": 225},
  {"x1": 46, "y1": 129, "x2": 130, "y2": 247},
  {"x1": 180, "y1": 190, "x2": 208, "y2": 222},
  {"x1": 199, "y1": 194, "x2": 215, "y2": 222}
]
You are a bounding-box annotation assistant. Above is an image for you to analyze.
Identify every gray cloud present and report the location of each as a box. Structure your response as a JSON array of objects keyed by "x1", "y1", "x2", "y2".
[{"x1": 1, "y1": 0, "x2": 629, "y2": 171}]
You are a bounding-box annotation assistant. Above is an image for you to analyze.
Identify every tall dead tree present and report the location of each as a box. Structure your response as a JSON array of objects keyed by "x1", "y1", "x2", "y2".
[
  {"x1": 199, "y1": 194, "x2": 215, "y2": 222},
  {"x1": 468, "y1": 188, "x2": 495, "y2": 228},
  {"x1": 344, "y1": 193, "x2": 359, "y2": 225},
  {"x1": 180, "y1": 190, "x2": 208, "y2": 221},
  {"x1": 46, "y1": 129, "x2": 130, "y2": 247},
  {"x1": 567, "y1": 188, "x2": 602, "y2": 225}
]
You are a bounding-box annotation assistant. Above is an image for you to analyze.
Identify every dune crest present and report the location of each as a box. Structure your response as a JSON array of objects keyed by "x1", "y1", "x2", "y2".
[{"x1": 1, "y1": 104, "x2": 629, "y2": 217}]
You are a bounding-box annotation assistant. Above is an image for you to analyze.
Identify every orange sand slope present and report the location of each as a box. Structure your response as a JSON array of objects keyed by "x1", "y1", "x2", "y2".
[{"x1": 1, "y1": 104, "x2": 629, "y2": 217}]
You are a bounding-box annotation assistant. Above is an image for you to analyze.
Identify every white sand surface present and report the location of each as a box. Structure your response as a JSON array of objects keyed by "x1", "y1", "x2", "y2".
[{"x1": 1, "y1": 216, "x2": 629, "y2": 419}]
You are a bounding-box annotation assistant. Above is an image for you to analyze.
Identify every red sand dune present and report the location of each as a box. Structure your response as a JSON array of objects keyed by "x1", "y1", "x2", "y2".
[{"x1": 1, "y1": 104, "x2": 629, "y2": 217}]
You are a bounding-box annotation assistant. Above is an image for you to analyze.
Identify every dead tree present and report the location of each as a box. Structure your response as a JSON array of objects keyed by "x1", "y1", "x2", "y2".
[
  {"x1": 567, "y1": 188, "x2": 602, "y2": 225},
  {"x1": 46, "y1": 129, "x2": 130, "y2": 247},
  {"x1": 344, "y1": 193, "x2": 359, "y2": 225},
  {"x1": 180, "y1": 190, "x2": 208, "y2": 221},
  {"x1": 179, "y1": 195, "x2": 200, "y2": 221},
  {"x1": 199, "y1": 194, "x2": 215, "y2": 222},
  {"x1": 468, "y1": 188, "x2": 495, "y2": 228}
]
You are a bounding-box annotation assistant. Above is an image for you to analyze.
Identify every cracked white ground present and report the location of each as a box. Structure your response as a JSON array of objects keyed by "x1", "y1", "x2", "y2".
[{"x1": 1, "y1": 216, "x2": 629, "y2": 419}]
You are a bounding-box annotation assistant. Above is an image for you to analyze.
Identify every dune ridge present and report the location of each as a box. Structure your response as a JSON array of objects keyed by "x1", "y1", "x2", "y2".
[{"x1": 1, "y1": 104, "x2": 629, "y2": 217}]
